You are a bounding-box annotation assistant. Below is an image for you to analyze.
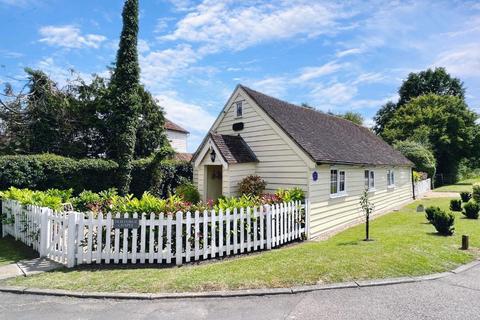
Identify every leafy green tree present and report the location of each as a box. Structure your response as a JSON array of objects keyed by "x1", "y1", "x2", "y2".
[
  {"x1": 398, "y1": 67, "x2": 465, "y2": 106},
  {"x1": 107, "y1": 0, "x2": 141, "y2": 195},
  {"x1": 339, "y1": 111, "x2": 364, "y2": 125},
  {"x1": 394, "y1": 140, "x2": 436, "y2": 177},
  {"x1": 373, "y1": 101, "x2": 396, "y2": 135},
  {"x1": 373, "y1": 68, "x2": 466, "y2": 134},
  {"x1": 383, "y1": 94, "x2": 478, "y2": 183}
]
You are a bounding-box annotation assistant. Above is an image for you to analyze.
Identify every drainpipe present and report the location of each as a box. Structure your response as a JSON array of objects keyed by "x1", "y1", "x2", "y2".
[{"x1": 411, "y1": 168, "x2": 416, "y2": 200}]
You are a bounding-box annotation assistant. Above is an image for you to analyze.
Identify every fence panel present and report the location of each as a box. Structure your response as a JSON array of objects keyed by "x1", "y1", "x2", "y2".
[{"x1": 1, "y1": 200, "x2": 306, "y2": 268}]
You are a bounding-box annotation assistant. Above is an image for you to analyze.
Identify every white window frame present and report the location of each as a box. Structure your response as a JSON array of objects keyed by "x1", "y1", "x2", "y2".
[
  {"x1": 235, "y1": 101, "x2": 243, "y2": 118},
  {"x1": 330, "y1": 169, "x2": 347, "y2": 198},
  {"x1": 387, "y1": 169, "x2": 395, "y2": 188},
  {"x1": 364, "y1": 169, "x2": 375, "y2": 191}
]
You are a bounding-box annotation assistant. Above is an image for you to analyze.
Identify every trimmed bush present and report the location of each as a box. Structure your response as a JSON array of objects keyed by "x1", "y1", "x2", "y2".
[
  {"x1": 0, "y1": 154, "x2": 117, "y2": 193},
  {"x1": 0, "y1": 154, "x2": 193, "y2": 197},
  {"x1": 238, "y1": 175, "x2": 267, "y2": 196},
  {"x1": 449, "y1": 199, "x2": 462, "y2": 212},
  {"x1": 463, "y1": 201, "x2": 480, "y2": 219},
  {"x1": 460, "y1": 192, "x2": 472, "y2": 203},
  {"x1": 176, "y1": 183, "x2": 200, "y2": 204},
  {"x1": 431, "y1": 209, "x2": 455, "y2": 236},
  {"x1": 473, "y1": 183, "x2": 480, "y2": 202},
  {"x1": 425, "y1": 206, "x2": 441, "y2": 223}
]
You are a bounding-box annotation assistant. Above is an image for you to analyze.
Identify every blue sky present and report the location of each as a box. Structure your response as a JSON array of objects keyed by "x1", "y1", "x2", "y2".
[{"x1": 1, "y1": 0, "x2": 479, "y2": 152}]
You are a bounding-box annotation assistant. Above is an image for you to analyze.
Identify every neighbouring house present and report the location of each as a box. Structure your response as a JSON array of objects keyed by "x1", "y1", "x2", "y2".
[
  {"x1": 192, "y1": 85, "x2": 414, "y2": 238},
  {"x1": 165, "y1": 119, "x2": 192, "y2": 161}
]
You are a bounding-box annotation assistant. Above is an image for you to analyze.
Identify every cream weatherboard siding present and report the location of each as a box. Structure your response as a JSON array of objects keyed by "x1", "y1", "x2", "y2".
[
  {"x1": 308, "y1": 165, "x2": 413, "y2": 238},
  {"x1": 213, "y1": 90, "x2": 314, "y2": 195},
  {"x1": 227, "y1": 163, "x2": 257, "y2": 195},
  {"x1": 166, "y1": 130, "x2": 188, "y2": 153}
]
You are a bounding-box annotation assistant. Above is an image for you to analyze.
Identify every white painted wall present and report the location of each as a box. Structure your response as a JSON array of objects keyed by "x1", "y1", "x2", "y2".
[
  {"x1": 213, "y1": 90, "x2": 314, "y2": 194},
  {"x1": 308, "y1": 165, "x2": 413, "y2": 238},
  {"x1": 166, "y1": 130, "x2": 188, "y2": 153}
]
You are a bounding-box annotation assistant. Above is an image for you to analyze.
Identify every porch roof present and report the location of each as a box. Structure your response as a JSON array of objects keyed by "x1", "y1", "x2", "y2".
[{"x1": 209, "y1": 133, "x2": 258, "y2": 164}]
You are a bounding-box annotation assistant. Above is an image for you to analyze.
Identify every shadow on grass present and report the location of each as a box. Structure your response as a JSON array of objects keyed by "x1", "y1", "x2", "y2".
[{"x1": 337, "y1": 241, "x2": 359, "y2": 246}]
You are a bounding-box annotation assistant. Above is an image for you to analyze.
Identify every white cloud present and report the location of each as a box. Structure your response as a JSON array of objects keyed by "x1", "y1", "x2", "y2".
[
  {"x1": 250, "y1": 77, "x2": 288, "y2": 98},
  {"x1": 138, "y1": 39, "x2": 150, "y2": 53},
  {"x1": 335, "y1": 48, "x2": 363, "y2": 58},
  {"x1": 161, "y1": 1, "x2": 353, "y2": 53},
  {"x1": 140, "y1": 44, "x2": 198, "y2": 88},
  {"x1": 39, "y1": 25, "x2": 106, "y2": 49},
  {"x1": 156, "y1": 93, "x2": 216, "y2": 134},
  {"x1": 295, "y1": 61, "x2": 346, "y2": 83},
  {"x1": 435, "y1": 43, "x2": 480, "y2": 78},
  {"x1": 0, "y1": 0, "x2": 39, "y2": 7},
  {"x1": 310, "y1": 82, "x2": 358, "y2": 107}
]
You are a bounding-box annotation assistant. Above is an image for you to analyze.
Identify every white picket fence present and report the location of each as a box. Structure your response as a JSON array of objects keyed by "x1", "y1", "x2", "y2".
[
  {"x1": 414, "y1": 178, "x2": 432, "y2": 197},
  {"x1": 1, "y1": 200, "x2": 307, "y2": 268}
]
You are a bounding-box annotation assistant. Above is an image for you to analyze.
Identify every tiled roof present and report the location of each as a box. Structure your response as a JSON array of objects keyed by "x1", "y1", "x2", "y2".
[
  {"x1": 165, "y1": 119, "x2": 189, "y2": 134},
  {"x1": 174, "y1": 153, "x2": 192, "y2": 162},
  {"x1": 240, "y1": 85, "x2": 413, "y2": 166},
  {"x1": 210, "y1": 133, "x2": 258, "y2": 164}
]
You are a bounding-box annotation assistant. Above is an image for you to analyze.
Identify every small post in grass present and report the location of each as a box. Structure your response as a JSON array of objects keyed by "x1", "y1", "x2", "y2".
[
  {"x1": 360, "y1": 189, "x2": 375, "y2": 241},
  {"x1": 461, "y1": 235, "x2": 469, "y2": 250}
]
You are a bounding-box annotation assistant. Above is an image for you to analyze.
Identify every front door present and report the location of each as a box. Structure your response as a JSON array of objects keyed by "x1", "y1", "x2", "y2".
[{"x1": 206, "y1": 165, "x2": 223, "y2": 201}]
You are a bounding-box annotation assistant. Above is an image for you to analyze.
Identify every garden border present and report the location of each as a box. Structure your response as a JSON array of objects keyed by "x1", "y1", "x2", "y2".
[{"x1": 0, "y1": 259, "x2": 479, "y2": 300}]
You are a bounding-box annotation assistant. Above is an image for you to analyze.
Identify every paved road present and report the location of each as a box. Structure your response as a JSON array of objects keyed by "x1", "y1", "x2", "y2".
[{"x1": 1, "y1": 265, "x2": 480, "y2": 320}]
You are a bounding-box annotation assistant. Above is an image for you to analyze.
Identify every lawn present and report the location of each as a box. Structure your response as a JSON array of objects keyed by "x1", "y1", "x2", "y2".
[
  {"x1": 0, "y1": 236, "x2": 38, "y2": 266},
  {"x1": 434, "y1": 177, "x2": 480, "y2": 193},
  {"x1": 3, "y1": 198, "x2": 479, "y2": 293}
]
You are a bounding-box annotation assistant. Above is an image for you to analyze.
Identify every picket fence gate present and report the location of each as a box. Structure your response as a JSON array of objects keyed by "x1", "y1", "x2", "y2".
[{"x1": 1, "y1": 200, "x2": 307, "y2": 268}]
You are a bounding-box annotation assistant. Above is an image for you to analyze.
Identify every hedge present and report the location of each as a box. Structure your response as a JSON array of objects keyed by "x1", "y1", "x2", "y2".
[{"x1": 0, "y1": 154, "x2": 192, "y2": 197}]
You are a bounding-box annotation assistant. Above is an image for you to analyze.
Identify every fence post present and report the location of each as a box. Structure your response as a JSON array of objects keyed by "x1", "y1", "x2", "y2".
[
  {"x1": 39, "y1": 208, "x2": 49, "y2": 257},
  {"x1": 266, "y1": 205, "x2": 272, "y2": 250},
  {"x1": 305, "y1": 199, "x2": 311, "y2": 240},
  {"x1": 66, "y1": 213, "x2": 77, "y2": 268},
  {"x1": 175, "y1": 211, "x2": 183, "y2": 266},
  {"x1": 1, "y1": 201, "x2": 6, "y2": 238}
]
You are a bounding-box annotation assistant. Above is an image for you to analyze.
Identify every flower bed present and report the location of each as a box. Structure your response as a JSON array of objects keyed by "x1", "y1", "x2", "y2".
[{"x1": 0, "y1": 186, "x2": 305, "y2": 216}]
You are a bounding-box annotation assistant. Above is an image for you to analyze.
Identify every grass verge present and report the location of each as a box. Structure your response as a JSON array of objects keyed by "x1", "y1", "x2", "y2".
[
  {"x1": 0, "y1": 236, "x2": 38, "y2": 266},
  {"x1": 434, "y1": 177, "x2": 480, "y2": 193},
  {"x1": 3, "y1": 198, "x2": 479, "y2": 293}
]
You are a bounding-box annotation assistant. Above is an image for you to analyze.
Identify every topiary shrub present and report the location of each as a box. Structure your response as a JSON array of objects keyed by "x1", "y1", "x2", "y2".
[
  {"x1": 463, "y1": 201, "x2": 480, "y2": 219},
  {"x1": 238, "y1": 175, "x2": 266, "y2": 196},
  {"x1": 431, "y1": 209, "x2": 455, "y2": 236},
  {"x1": 473, "y1": 183, "x2": 480, "y2": 202},
  {"x1": 425, "y1": 206, "x2": 441, "y2": 223},
  {"x1": 176, "y1": 182, "x2": 200, "y2": 204},
  {"x1": 449, "y1": 199, "x2": 462, "y2": 212},
  {"x1": 460, "y1": 192, "x2": 472, "y2": 203}
]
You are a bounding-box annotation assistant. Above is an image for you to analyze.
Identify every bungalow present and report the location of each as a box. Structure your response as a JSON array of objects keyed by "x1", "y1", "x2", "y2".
[{"x1": 192, "y1": 85, "x2": 414, "y2": 238}]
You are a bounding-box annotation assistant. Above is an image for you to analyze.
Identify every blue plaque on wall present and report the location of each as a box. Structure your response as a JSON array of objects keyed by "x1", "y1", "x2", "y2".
[{"x1": 312, "y1": 171, "x2": 318, "y2": 182}]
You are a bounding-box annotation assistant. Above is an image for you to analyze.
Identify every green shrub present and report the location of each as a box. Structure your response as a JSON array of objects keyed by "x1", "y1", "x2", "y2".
[
  {"x1": 449, "y1": 199, "x2": 462, "y2": 212},
  {"x1": 425, "y1": 206, "x2": 441, "y2": 223},
  {"x1": 275, "y1": 187, "x2": 305, "y2": 202},
  {"x1": 473, "y1": 183, "x2": 480, "y2": 202},
  {"x1": 394, "y1": 140, "x2": 436, "y2": 178},
  {"x1": 0, "y1": 187, "x2": 67, "y2": 211},
  {"x1": 460, "y1": 192, "x2": 472, "y2": 203},
  {"x1": 0, "y1": 154, "x2": 193, "y2": 197},
  {"x1": 463, "y1": 201, "x2": 480, "y2": 219},
  {"x1": 176, "y1": 183, "x2": 200, "y2": 204},
  {"x1": 238, "y1": 175, "x2": 267, "y2": 196},
  {"x1": 431, "y1": 209, "x2": 455, "y2": 236}
]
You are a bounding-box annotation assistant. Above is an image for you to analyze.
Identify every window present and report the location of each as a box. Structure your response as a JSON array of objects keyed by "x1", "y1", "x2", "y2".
[
  {"x1": 387, "y1": 169, "x2": 395, "y2": 187},
  {"x1": 236, "y1": 101, "x2": 243, "y2": 117},
  {"x1": 364, "y1": 170, "x2": 375, "y2": 190},
  {"x1": 330, "y1": 169, "x2": 346, "y2": 196}
]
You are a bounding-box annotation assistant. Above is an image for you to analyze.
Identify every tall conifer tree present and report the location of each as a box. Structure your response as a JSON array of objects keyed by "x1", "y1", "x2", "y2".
[{"x1": 109, "y1": 0, "x2": 141, "y2": 195}]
